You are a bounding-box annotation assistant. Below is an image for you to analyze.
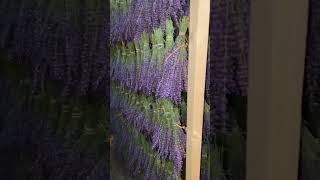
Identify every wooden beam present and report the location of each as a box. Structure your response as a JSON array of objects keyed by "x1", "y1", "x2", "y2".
[
  {"x1": 247, "y1": 0, "x2": 309, "y2": 180},
  {"x1": 186, "y1": 0, "x2": 210, "y2": 180}
]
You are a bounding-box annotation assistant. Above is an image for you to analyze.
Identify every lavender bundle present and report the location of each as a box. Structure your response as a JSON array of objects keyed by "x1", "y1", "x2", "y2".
[
  {"x1": 110, "y1": 1, "x2": 190, "y2": 98},
  {"x1": 111, "y1": 112, "x2": 178, "y2": 179},
  {"x1": 209, "y1": 0, "x2": 250, "y2": 134},
  {"x1": 151, "y1": 28, "x2": 165, "y2": 91},
  {"x1": 0, "y1": 0, "x2": 108, "y2": 97},
  {"x1": 138, "y1": 32, "x2": 152, "y2": 93},
  {"x1": 111, "y1": 20, "x2": 189, "y2": 100},
  {"x1": 151, "y1": 99, "x2": 186, "y2": 177},
  {"x1": 0, "y1": 1, "x2": 111, "y2": 179},
  {"x1": 0, "y1": 75, "x2": 109, "y2": 179},
  {"x1": 110, "y1": 0, "x2": 190, "y2": 179},
  {"x1": 111, "y1": 83, "x2": 186, "y2": 177},
  {"x1": 156, "y1": 17, "x2": 188, "y2": 104},
  {"x1": 110, "y1": 0, "x2": 189, "y2": 43}
]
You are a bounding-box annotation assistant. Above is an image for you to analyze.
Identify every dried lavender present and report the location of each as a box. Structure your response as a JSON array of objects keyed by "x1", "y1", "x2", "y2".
[
  {"x1": 157, "y1": 17, "x2": 188, "y2": 104},
  {"x1": 209, "y1": 0, "x2": 250, "y2": 133},
  {"x1": 110, "y1": 1, "x2": 189, "y2": 179}
]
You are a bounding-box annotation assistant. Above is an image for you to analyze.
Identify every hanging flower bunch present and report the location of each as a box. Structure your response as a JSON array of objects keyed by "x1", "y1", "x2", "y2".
[
  {"x1": 209, "y1": 0, "x2": 250, "y2": 134},
  {"x1": 111, "y1": 84, "x2": 186, "y2": 177},
  {"x1": 110, "y1": 0, "x2": 189, "y2": 43},
  {"x1": 111, "y1": 110, "x2": 179, "y2": 179},
  {"x1": 111, "y1": 17, "x2": 189, "y2": 103},
  {"x1": 304, "y1": 0, "x2": 320, "y2": 111},
  {"x1": 110, "y1": 0, "x2": 189, "y2": 179},
  {"x1": 199, "y1": 0, "x2": 250, "y2": 179},
  {"x1": 0, "y1": 1, "x2": 110, "y2": 179},
  {"x1": 0, "y1": 74, "x2": 109, "y2": 179},
  {"x1": 0, "y1": 0, "x2": 108, "y2": 97}
]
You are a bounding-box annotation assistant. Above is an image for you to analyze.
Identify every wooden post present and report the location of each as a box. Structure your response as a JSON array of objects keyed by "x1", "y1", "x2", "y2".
[
  {"x1": 247, "y1": 0, "x2": 309, "y2": 180},
  {"x1": 186, "y1": 0, "x2": 210, "y2": 180}
]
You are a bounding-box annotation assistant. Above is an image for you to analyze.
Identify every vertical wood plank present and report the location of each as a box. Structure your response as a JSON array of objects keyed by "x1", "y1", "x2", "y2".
[
  {"x1": 186, "y1": 0, "x2": 210, "y2": 180},
  {"x1": 247, "y1": 0, "x2": 309, "y2": 180}
]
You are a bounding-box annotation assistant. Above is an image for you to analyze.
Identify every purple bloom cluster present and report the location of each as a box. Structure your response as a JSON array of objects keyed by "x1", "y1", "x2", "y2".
[
  {"x1": 111, "y1": 86, "x2": 186, "y2": 177},
  {"x1": 156, "y1": 43, "x2": 186, "y2": 104},
  {"x1": 0, "y1": 0, "x2": 108, "y2": 97},
  {"x1": 110, "y1": 0, "x2": 190, "y2": 178},
  {"x1": 0, "y1": 77, "x2": 109, "y2": 180},
  {"x1": 110, "y1": 0, "x2": 189, "y2": 43},
  {"x1": 111, "y1": 110, "x2": 182, "y2": 179},
  {"x1": 209, "y1": 0, "x2": 250, "y2": 134},
  {"x1": 111, "y1": 18, "x2": 189, "y2": 104}
]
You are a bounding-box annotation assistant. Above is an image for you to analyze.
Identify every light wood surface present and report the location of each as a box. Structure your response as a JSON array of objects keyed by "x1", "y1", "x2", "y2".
[
  {"x1": 186, "y1": 0, "x2": 211, "y2": 180},
  {"x1": 247, "y1": 0, "x2": 309, "y2": 180}
]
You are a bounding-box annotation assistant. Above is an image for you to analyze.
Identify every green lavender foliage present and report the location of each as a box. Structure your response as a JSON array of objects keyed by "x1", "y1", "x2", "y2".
[
  {"x1": 113, "y1": 111, "x2": 178, "y2": 179},
  {"x1": 224, "y1": 127, "x2": 246, "y2": 180},
  {"x1": 165, "y1": 19, "x2": 175, "y2": 53},
  {"x1": 300, "y1": 126, "x2": 320, "y2": 180},
  {"x1": 210, "y1": 146, "x2": 227, "y2": 180},
  {"x1": 301, "y1": 126, "x2": 320, "y2": 160},
  {"x1": 0, "y1": 52, "x2": 109, "y2": 178},
  {"x1": 110, "y1": 0, "x2": 191, "y2": 178}
]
